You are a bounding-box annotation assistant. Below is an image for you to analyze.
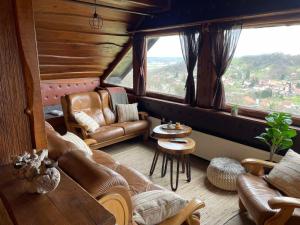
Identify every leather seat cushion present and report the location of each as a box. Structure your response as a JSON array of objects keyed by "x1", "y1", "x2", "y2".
[
  {"x1": 88, "y1": 126, "x2": 124, "y2": 142},
  {"x1": 91, "y1": 150, "x2": 117, "y2": 170},
  {"x1": 112, "y1": 120, "x2": 148, "y2": 135},
  {"x1": 237, "y1": 173, "x2": 300, "y2": 225}
]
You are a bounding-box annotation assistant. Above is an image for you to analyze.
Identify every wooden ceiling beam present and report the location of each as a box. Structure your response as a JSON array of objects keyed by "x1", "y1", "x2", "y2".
[
  {"x1": 39, "y1": 55, "x2": 113, "y2": 65},
  {"x1": 40, "y1": 72, "x2": 102, "y2": 80},
  {"x1": 66, "y1": 0, "x2": 154, "y2": 16},
  {"x1": 40, "y1": 65, "x2": 105, "y2": 74},
  {"x1": 36, "y1": 28, "x2": 129, "y2": 45}
]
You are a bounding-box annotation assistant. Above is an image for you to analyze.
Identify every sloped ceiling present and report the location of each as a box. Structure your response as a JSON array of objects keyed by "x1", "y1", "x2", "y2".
[{"x1": 32, "y1": 0, "x2": 166, "y2": 80}]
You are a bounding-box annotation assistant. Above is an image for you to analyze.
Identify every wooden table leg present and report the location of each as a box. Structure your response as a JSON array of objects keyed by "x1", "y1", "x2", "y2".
[
  {"x1": 186, "y1": 155, "x2": 191, "y2": 182},
  {"x1": 161, "y1": 153, "x2": 168, "y2": 177},
  {"x1": 149, "y1": 150, "x2": 160, "y2": 176},
  {"x1": 170, "y1": 155, "x2": 180, "y2": 191}
]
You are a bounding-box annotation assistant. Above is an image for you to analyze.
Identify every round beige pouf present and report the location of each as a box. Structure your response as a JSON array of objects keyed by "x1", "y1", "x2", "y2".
[{"x1": 207, "y1": 157, "x2": 245, "y2": 191}]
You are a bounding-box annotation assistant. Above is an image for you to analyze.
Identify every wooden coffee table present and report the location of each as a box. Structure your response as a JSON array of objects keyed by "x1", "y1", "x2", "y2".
[
  {"x1": 152, "y1": 124, "x2": 192, "y2": 139},
  {"x1": 150, "y1": 138, "x2": 195, "y2": 191}
]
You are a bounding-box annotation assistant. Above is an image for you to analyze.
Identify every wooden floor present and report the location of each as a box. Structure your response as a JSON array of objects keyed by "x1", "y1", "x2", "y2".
[{"x1": 103, "y1": 138, "x2": 255, "y2": 225}]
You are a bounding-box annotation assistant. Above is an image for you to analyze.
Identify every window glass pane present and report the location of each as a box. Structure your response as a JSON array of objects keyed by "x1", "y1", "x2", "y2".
[
  {"x1": 224, "y1": 25, "x2": 300, "y2": 116},
  {"x1": 104, "y1": 48, "x2": 133, "y2": 88},
  {"x1": 147, "y1": 35, "x2": 188, "y2": 97}
]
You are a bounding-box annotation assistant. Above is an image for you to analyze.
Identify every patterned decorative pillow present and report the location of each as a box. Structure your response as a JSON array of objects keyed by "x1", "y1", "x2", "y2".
[
  {"x1": 62, "y1": 132, "x2": 93, "y2": 156},
  {"x1": 266, "y1": 149, "x2": 300, "y2": 198},
  {"x1": 132, "y1": 190, "x2": 188, "y2": 225},
  {"x1": 74, "y1": 111, "x2": 99, "y2": 133},
  {"x1": 116, "y1": 103, "x2": 139, "y2": 123}
]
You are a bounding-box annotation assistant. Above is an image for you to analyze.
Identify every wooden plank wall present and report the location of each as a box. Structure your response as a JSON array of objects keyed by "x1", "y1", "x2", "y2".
[{"x1": 32, "y1": 0, "x2": 164, "y2": 80}]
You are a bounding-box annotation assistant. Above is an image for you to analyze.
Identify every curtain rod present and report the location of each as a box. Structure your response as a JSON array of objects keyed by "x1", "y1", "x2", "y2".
[{"x1": 67, "y1": 0, "x2": 155, "y2": 17}]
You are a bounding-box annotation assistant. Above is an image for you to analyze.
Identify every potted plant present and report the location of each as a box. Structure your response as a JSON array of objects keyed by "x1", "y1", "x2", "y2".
[
  {"x1": 256, "y1": 112, "x2": 297, "y2": 161},
  {"x1": 231, "y1": 105, "x2": 239, "y2": 116}
]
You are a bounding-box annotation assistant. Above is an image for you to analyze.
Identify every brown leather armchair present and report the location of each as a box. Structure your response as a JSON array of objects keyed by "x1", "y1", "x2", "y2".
[
  {"x1": 61, "y1": 90, "x2": 149, "y2": 149},
  {"x1": 237, "y1": 158, "x2": 300, "y2": 225},
  {"x1": 45, "y1": 122, "x2": 205, "y2": 225}
]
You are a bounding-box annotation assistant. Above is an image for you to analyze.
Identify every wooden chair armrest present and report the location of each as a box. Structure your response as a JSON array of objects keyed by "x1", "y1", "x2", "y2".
[
  {"x1": 241, "y1": 158, "x2": 276, "y2": 176},
  {"x1": 269, "y1": 197, "x2": 300, "y2": 209},
  {"x1": 264, "y1": 197, "x2": 300, "y2": 225},
  {"x1": 98, "y1": 186, "x2": 132, "y2": 225},
  {"x1": 84, "y1": 139, "x2": 97, "y2": 146},
  {"x1": 159, "y1": 198, "x2": 205, "y2": 225},
  {"x1": 69, "y1": 122, "x2": 89, "y2": 138},
  {"x1": 138, "y1": 111, "x2": 149, "y2": 120}
]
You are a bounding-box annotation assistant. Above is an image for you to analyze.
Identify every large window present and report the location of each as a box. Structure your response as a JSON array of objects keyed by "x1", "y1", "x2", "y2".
[
  {"x1": 147, "y1": 35, "x2": 194, "y2": 98},
  {"x1": 224, "y1": 25, "x2": 300, "y2": 116}
]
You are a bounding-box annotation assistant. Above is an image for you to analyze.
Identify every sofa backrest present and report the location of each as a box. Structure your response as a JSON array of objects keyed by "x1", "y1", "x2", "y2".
[
  {"x1": 98, "y1": 90, "x2": 116, "y2": 125},
  {"x1": 64, "y1": 91, "x2": 107, "y2": 126}
]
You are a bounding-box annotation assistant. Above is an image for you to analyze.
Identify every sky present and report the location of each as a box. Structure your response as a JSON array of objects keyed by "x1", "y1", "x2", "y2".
[{"x1": 147, "y1": 25, "x2": 300, "y2": 58}]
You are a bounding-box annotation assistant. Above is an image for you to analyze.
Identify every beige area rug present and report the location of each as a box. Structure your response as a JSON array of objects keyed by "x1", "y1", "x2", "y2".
[{"x1": 103, "y1": 138, "x2": 255, "y2": 225}]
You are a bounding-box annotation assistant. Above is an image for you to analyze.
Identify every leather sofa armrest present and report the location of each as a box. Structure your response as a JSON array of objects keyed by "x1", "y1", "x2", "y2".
[
  {"x1": 69, "y1": 122, "x2": 89, "y2": 138},
  {"x1": 138, "y1": 111, "x2": 149, "y2": 120},
  {"x1": 84, "y1": 138, "x2": 97, "y2": 146},
  {"x1": 269, "y1": 197, "x2": 300, "y2": 209},
  {"x1": 241, "y1": 158, "x2": 276, "y2": 176},
  {"x1": 159, "y1": 198, "x2": 205, "y2": 225}
]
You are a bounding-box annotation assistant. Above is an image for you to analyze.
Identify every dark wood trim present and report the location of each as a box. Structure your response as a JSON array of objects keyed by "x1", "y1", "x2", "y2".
[
  {"x1": 130, "y1": 8, "x2": 300, "y2": 33},
  {"x1": 14, "y1": 0, "x2": 47, "y2": 150},
  {"x1": 101, "y1": 41, "x2": 132, "y2": 81},
  {"x1": 146, "y1": 91, "x2": 185, "y2": 104},
  {"x1": 224, "y1": 104, "x2": 300, "y2": 128}
]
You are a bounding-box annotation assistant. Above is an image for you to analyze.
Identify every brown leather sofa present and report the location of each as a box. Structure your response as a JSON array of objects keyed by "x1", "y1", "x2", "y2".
[
  {"x1": 237, "y1": 158, "x2": 300, "y2": 225},
  {"x1": 61, "y1": 90, "x2": 149, "y2": 149},
  {"x1": 45, "y1": 122, "x2": 204, "y2": 225}
]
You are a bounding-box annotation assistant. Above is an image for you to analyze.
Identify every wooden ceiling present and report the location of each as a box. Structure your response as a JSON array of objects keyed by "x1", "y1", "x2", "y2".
[{"x1": 32, "y1": 0, "x2": 166, "y2": 80}]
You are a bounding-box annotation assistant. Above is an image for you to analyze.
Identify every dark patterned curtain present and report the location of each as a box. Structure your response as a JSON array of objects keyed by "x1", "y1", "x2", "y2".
[
  {"x1": 180, "y1": 28, "x2": 202, "y2": 105},
  {"x1": 133, "y1": 34, "x2": 147, "y2": 96},
  {"x1": 210, "y1": 24, "x2": 242, "y2": 109}
]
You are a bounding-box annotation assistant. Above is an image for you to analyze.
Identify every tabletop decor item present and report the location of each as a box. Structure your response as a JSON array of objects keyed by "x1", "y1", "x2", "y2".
[
  {"x1": 12, "y1": 149, "x2": 60, "y2": 194},
  {"x1": 231, "y1": 105, "x2": 239, "y2": 116},
  {"x1": 256, "y1": 112, "x2": 297, "y2": 162}
]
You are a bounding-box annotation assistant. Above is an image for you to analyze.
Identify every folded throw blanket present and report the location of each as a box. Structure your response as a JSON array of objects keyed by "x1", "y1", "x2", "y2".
[{"x1": 106, "y1": 87, "x2": 128, "y2": 112}]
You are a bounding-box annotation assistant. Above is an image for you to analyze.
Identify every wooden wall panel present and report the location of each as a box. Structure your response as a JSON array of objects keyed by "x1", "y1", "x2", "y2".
[{"x1": 0, "y1": 0, "x2": 32, "y2": 165}]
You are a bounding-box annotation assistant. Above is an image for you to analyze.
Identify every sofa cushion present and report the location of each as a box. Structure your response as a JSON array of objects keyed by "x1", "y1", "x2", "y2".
[
  {"x1": 132, "y1": 190, "x2": 188, "y2": 225},
  {"x1": 99, "y1": 90, "x2": 116, "y2": 125},
  {"x1": 112, "y1": 121, "x2": 148, "y2": 135},
  {"x1": 91, "y1": 150, "x2": 117, "y2": 170},
  {"x1": 67, "y1": 92, "x2": 107, "y2": 126},
  {"x1": 88, "y1": 126, "x2": 124, "y2": 142},
  {"x1": 74, "y1": 111, "x2": 100, "y2": 133},
  {"x1": 266, "y1": 150, "x2": 300, "y2": 198},
  {"x1": 58, "y1": 150, "x2": 129, "y2": 199},
  {"x1": 62, "y1": 132, "x2": 93, "y2": 156},
  {"x1": 116, "y1": 103, "x2": 139, "y2": 122}
]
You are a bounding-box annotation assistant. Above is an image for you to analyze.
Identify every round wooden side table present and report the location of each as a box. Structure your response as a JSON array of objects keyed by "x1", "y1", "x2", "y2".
[
  {"x1": 152, "y1": 124, "x2": 192, "y2": 139},
  {"x1": 150, "y1": 138, "x2": 195, "y2": 191}
]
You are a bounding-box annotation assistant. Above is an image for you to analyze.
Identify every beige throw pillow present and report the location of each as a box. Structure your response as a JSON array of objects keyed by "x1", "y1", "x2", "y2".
[
  {"x1": 116, "y1": 103, "x2": 139, "y2": 123},
  {"x1": 74, "y1": 111, "x2": 99, "y2": 133},
  {"x1": 266, "y1": 149, "x2": 300, "y2": 198},
  {"x1": 132, "y1": 190, "x2": 188, "y2": 225},
  {"x1": 62, "y1": 132, "x2": 93, "y2": 156}
]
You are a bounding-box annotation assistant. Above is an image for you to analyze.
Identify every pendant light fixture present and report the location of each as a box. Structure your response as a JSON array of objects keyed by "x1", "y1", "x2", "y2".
[{"x1": 89, "y1": 0, "x2": 103, "y2": 30}]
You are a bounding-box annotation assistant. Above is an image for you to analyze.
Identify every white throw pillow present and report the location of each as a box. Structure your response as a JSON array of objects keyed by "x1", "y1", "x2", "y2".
[
  {"x1": 266, "y1": 149, "x2": 300, "y2": 198},
  {"x1": 116, "y1": 103, "x2": 139, "y2": 123},
  {"x1": 132, "y1": 190, "x2": 188, "y2": 225},
  {"x1": 73, "y1": 111, "x2": 99, "y2": 133},
  {"x1": 62, "y1": 132, "x2": 93, "y2": 156}
]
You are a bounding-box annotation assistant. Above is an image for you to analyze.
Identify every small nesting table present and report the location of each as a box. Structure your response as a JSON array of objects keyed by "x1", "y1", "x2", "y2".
[{"x1": 150, "y1": 136, "x2": 195, "y2": 191}]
